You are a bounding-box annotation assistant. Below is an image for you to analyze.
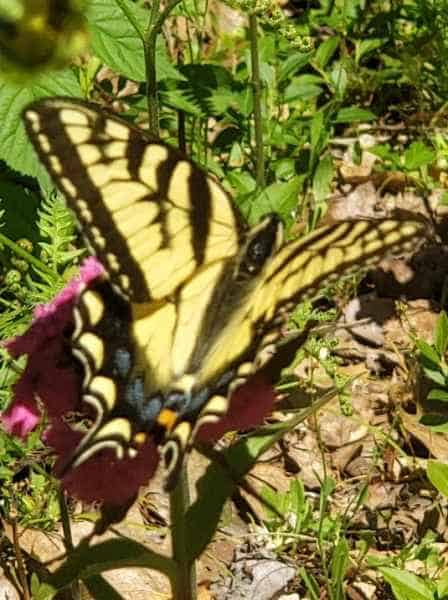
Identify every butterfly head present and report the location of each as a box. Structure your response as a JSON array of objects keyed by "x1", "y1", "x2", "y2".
[{"x1": 238, "y1": 214, "x2": 284, "y2": 279}]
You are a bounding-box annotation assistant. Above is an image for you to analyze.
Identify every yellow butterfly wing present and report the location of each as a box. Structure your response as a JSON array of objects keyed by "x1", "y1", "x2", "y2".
[{"x1": 23, "y1": 98, "x2": 243, "y2": 303}]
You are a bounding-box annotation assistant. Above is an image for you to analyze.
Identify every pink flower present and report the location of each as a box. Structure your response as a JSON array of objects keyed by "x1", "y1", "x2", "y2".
[
  {"x1": 196, "y1": 376, "x2": 275, "y2": 442},
  {"x1": 2, "y1": 256, "x2": 275, "y2": 506},
  {"x1": 2, "y1": 258, "x2": 160, "y2": 505}
]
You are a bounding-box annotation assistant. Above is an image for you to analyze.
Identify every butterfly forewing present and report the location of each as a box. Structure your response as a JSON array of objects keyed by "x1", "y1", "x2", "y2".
[
  {"x1": 193, "y1": 218, "x2": 426, "y2": 390},
  {"x1": 23, "y1": 98, "x2": 243, "y2": 303},
  {"x1": 250, "y1": 218, "x2": 426, "y2": 325}
]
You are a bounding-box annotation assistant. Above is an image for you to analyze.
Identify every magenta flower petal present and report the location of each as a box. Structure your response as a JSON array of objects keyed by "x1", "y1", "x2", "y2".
[
  {"x1": 43, "y1": 419, "x2": 83, "y2": 456},
  {"x1": 45, "y1": 420, "x2": 160, "y2": 504},
  {"x1": 6, "y1": 257, "x2": 105, "y2": 358},
  {"x1": 2, "y1": 399, "x2": 40, "y2": 437},
  {"x1": 196, "y1": 375, "x2": 275, "y2": 443},
  {"x1": 61, "y1": 442, "x2": 160, "y2": 504},
  {"x1": 3, "y1": 258, "x2": 104, "y2": 428}
]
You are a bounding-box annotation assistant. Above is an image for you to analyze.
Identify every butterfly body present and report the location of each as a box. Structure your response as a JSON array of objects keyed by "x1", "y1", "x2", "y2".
[{"x1": 23, "y1": 98, "x2": 427, "y2": 480}]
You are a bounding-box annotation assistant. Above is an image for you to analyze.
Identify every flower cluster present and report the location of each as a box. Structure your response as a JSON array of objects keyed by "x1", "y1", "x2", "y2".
[{"x1": 224, "y1": 0, "x2": 313, "y2": 50}]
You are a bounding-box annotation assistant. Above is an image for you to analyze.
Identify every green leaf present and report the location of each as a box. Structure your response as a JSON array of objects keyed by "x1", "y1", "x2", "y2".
[
  {"x1": 0, "y1": 71, "x2": 81, "y2": 180},
  {"x1": 331, "y1": 538, "x2": 349, "y2": 593},
  {"x1": 290, "y1": 478, "x2": 306, "y2": 517},
  {"x1": 30, "y1": 574, "x2": 57, "y2": 600},
  {"x1": 330, "y1": 64, "x2": 347, "y2": 98},
  {"x1": 333, "y1": 107, "x2": 376, "y2": 123},
  {"x1": 379, "y1": 567, "x2": 433, "y2": 600},
  {"x1": 246, "y1": 177, "x2": 303, "y2": 227},
  {"x1": 420, "y1": 414, "x2": 448, "y2": 432},
  {"x1": 369, "y1": 143, "x2": 398, "y2": 164},
  {"x1": 310, "y1": 110, "x2": 329, "y2": 162},
  {"x1": 424, "y1": 369, "x2": 447, "y2": 386},
  {"x1": 355, "y1": 38, "x2": 385, "y2": 64},
  {"x1": 299, "y1": 567, "x2": 320, "y2": 600},
  {"x1": 314, "y1": 37, "x2": 340, "y2": 69},
  {"x1": 278, "y1": 52, "x2": 313, "y2": 83},
  {"x1": 86, "y1": 0, "x2": 183, "y2": 82},
  {"x1": 436, "y1": 569, "x2": 448, "y2": 598},
  {"x1": 435, "y1": 311, "x2": 448, "y2": 356},
  {"x1": 0, "y1": 178, "x2": 40, "y2": 243},
  {"x1": 174, "y1": 64, "x2": 239, "y2": 116},
  {"x1": 427, "y1": 460, "x2": 448, "y2": 497},
  {"x1": 427, "y1": 389, "x2": 448, "y2": 402},
  {"x1": 160, "y1": 89, "x2": 204, "y2": 117},
  {"x1": 416, "y1": 339, "x2": 441, "y2": 365},
  {"x1": 404, "y1": 141, "x2": 435, "y2": 171},
  {"x1": 284, "y1": 74, "x2": 323, "y2": 102},
  {"x1": 274, "y1": 158, "x2": 296, "y2": 180},
  {"x1": 312, "y1": 154, "x2": 333, "y2": 204},
  {"x1": 226, "y1": 171, "x2": 256, "y2": 196}
]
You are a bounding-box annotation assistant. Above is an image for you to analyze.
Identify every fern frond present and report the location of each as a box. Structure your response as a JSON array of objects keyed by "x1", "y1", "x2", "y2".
[{"x1": 37, "y1": 191, "x2": 84, "y2": 272}]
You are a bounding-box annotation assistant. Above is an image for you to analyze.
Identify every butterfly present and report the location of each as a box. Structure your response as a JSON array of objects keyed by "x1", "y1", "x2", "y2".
[{"x1": 22, "y1": 97, "x2": 426, "y2": 485}]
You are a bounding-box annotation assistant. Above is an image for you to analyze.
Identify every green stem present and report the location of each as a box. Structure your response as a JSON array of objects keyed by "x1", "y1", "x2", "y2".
[
  {"x1": 143, "y1": 0, "x2": 183, "y2": 136},
  {"x1": 170, "y1": 464, "x2": 197, "y2": 600},
  {"x1": 0, "y1": 232, "x2": 55, "y2": 278},
  {"x1": 249, "y1": 13, "x2": 265, "y2": 188},
  {"x1": 59, "y1": 488, "x2": 81, "y2": 600}
]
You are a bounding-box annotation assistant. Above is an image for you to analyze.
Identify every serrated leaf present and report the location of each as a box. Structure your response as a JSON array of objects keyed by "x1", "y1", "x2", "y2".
[
  {"x1": 404, "y1": 141, "x2": 435, "y2": 171},
  {"x1": 86, "y1": 0, "x2": 183, "y2": 82},
  {"x1": 0, "y1": 71, "x2": 81, "y2": 180},
  {"x1": 159, "y1": 89, "x2": 204, "y2": 117},
  {"x1": 284, "y1": 74, "x2": 323, "y2": 102},
  {"x1": 245, "y1": 177, "x2": 302, "y2": 227}
]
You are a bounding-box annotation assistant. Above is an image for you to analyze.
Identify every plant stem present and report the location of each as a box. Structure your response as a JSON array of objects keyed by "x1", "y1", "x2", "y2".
[
  {"x1": 249, "y1": 13, "x2": 265, "y2": 188},
  {"x1": 170, "y1": 464, "x2": 197, "y2": 600},
  {"x1": 10, "y1": 507, "x2": 30, "y2": 600},
  {"x1": 143, "y1": 0, "x2": 183, "y2": 136},
  {"x1": 59, "y1": 489, "x2": 81, "y2": 600}
]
